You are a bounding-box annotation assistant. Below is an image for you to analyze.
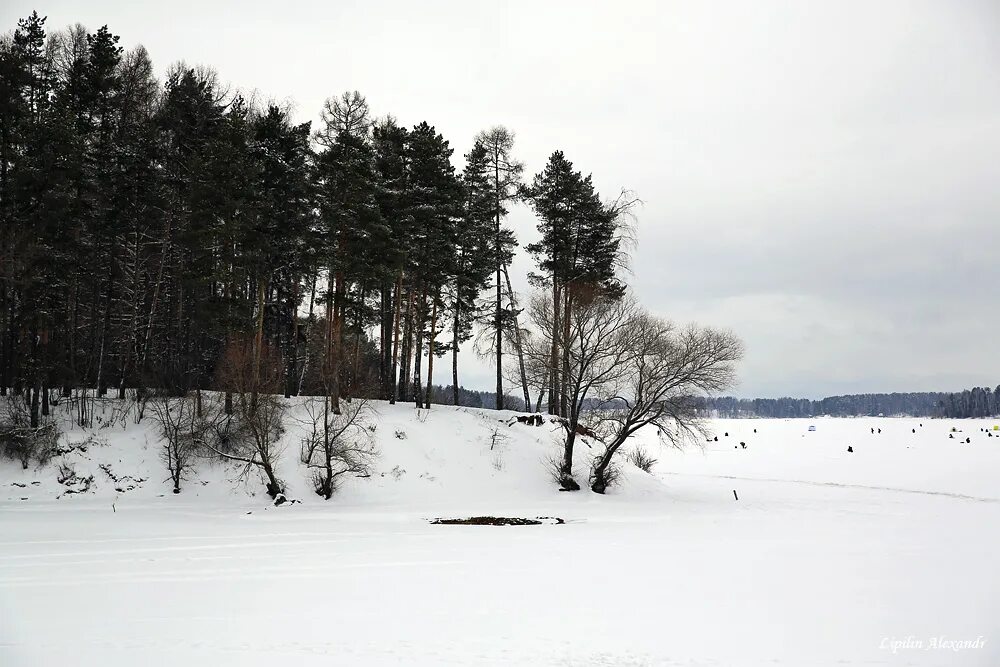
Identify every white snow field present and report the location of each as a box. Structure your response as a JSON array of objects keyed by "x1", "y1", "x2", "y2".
[{"x1": 2, "y1": 401, "x2": 998, "y2": 666}]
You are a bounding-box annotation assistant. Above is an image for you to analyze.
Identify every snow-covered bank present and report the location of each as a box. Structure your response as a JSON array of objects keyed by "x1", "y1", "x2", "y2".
[
  {"x1": 0, "y1": 398, "x2": 667, "y2": 509},
  {"x1": 2, "y1": 402, "x2": 998, "y2": 666}
]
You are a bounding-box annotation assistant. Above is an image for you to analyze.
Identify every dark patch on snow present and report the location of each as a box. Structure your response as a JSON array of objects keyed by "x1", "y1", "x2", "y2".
[
  {"x1": 430, "y1": 516, "x2": 564, "y2": 526},
  {"x1": 98, "y1": 463, "x2": 146, "y2": 492},
  {"x1": 56, "y1": 464, "x2": 94, "y2": 495}
]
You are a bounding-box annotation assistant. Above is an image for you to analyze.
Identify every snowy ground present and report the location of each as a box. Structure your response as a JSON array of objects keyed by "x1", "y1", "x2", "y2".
[{"x1": 1, "y1": 402, "x2": 998, "y2": 666}]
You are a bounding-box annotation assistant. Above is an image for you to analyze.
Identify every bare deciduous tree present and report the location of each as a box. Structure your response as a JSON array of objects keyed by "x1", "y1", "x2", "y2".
[
  {"x1": 299, "y1": 397, "x2": 377, "y2": 499},
  {"x1": 0, "y1": 393, "x2": 58, "y2": 469},
  {"x1": 526, "y1": 286, "x2": 640, "y2": 490},
  {"x1": 525, "y1": 286, "x2": 742, "y2": 492},
  {"x1": 316, "y1": 90, "x2": 370, "y2": 146},
  {"x1": 150, "y1": 393, "x2": 202, "y2": 494},
  {"x1": 586, "y1": 319, "x2": 742, "y2": 493}
]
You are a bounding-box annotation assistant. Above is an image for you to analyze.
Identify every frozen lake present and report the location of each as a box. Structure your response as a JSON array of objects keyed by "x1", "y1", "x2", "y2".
[{"x1": 2, "y1": 408, "x2": 997, "y2": 666}]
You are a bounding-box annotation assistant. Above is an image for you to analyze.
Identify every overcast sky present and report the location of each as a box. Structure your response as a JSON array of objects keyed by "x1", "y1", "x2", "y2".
[{"x1": 4, "y1": 0, "x2": 998, "y2": 398}]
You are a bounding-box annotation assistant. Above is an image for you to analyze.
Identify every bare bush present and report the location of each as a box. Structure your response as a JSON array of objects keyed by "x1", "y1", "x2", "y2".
[
  {"x1": 207, "y1": 338, "x2": 287, "y2": 498},
  {"x1": 299, "y1": 398, "x2": 377, "y2": 499},
  {"x1": 0, "y1": 394, "x2": 60, "y2": 469},
  {"x1": 543, "y1": 450, "x2": 580, "y2": 490},
  {"x1": 56, "y1": 463, "x2": 94, "y2": 494},
  {"x1": 203, "y1": 405, "x2": 251, "y2": 458},
  {"x1": 625, "y1": 447, "x2": 658, "y2": 473},
  {"x1": 150, "y1": 394, "x2": 206, "y2": 494}
]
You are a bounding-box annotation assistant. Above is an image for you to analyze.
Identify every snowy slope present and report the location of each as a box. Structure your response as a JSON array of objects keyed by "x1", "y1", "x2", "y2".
[
  {"x1": 2, "y1": 402, "x2": 998, "y2": 666},
  {"x1": 0, "y1": 398, "x2": 666, "y2": 510}
]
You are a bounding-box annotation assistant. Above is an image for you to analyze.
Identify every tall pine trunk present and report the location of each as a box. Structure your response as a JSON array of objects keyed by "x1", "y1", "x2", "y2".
[
  {"x1": 412, "y1": 289, "x2": 427, "y2": 409},
  {"x1": 323, "y1": 270, "x2": 340, "y2": 415},
  {"x1": 389, "y1": 272, "x2": 402, "y2": 405},
  {"x1": 397, "y1": 285, "x2": 414, "y2": 402},
  {"x1": 350, "y1": 285, "x2": 365, "y2": 399},
  {"x1": 29, "y1": 319, "x2": 39, "y2": 429},
  {"x1": 284, "y1": 277, "x2": 299, "y2": 398},
  {"x1": 252, "y1": 280, "x2": 266, "y2": 408},
  {"x1": 451, "y1": 289, "x2": 460, "y2": 406},
  {"x1": 495, "y1": 259, "x2": 503, "y2": 410},
  {"x1": 424, "y1": 291, "x2": 438, "y2": 409},
  {"x1": 138, "y1": 219, "x2": 171, "y2": 387},
  {"x1": 494, "y1": 161, "x2": 504, "y2": 410},
  {"x1": 548, "y1": 281, "x2": 561, "y2": 415}
]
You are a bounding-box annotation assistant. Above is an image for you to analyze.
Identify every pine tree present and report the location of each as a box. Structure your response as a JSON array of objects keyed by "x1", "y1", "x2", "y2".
[
  {"x1": 372, "y1": 117, "x2": 410, "y2": 403},
  {"x1": 9, "y1": 13, "x2": 75, "y2": 424},
  {"x1": 449, "y1": 142, "x2": 494, "y2": 404},
  {"x1": 315, "y1": 96, "x2": 380, "y2": 412},
  {"x1": 404, "y1": 122, "x2": 462, "y2": 408},
  {"x1": 246, "y1": 105, "x2": 313, "y2": 400},
  {"x1": 526, "y1": 151, "x2": 627, "y2": 416}
]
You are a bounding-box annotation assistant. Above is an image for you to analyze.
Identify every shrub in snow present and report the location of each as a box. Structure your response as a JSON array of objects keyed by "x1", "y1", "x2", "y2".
[
  {"x1": 0, "y1": 394, "x2": 60, "y2": 469},
  {"x1": 150, "y1": 394, "x2": 206, "y2": 494},
  {"x1": 299, "y1": 398, "x2": 378, "y2": 500},
  {"x1": 56, "y1": 463, "x2": 94, "y2": 494},
  {"x1": 625, "y1": 447, "x2": 658, "y2": 473},
  {"x1": 208, "y1": 338, "x2": 287, "y2": 499},
  {"x1": 545, "y1": 451, "x2": 580, "y2": 491},
  {"x1": 589, "y1": 459, "x2": 622, "y2": 492}
]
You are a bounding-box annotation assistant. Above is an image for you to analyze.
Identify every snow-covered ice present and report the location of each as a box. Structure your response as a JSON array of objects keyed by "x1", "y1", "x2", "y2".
[{"x1": 1, "y1": 402, "x2": 998, "y2": 666}]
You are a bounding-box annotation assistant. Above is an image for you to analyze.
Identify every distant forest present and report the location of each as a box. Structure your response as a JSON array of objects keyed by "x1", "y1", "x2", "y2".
[{"x1": 701, "y1": 386, "x2": 1000, "y2": 419}]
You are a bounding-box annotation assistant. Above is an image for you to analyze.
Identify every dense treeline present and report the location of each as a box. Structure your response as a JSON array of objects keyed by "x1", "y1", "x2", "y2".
[
  {"x1": 0, "y1": 13, "x2": 636, "y2": 428},
  {"x1": 938, "y1": 386, "x2": 1000, "y2": 419},
  {"x1": 703, "y1": 387, "x2": 1000, "y2": 418}
]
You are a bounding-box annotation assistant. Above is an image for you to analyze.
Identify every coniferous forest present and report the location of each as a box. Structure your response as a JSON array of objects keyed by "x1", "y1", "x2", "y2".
[{"x1": 0, "y1": 12, "x2": 640, "y2": 428}]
